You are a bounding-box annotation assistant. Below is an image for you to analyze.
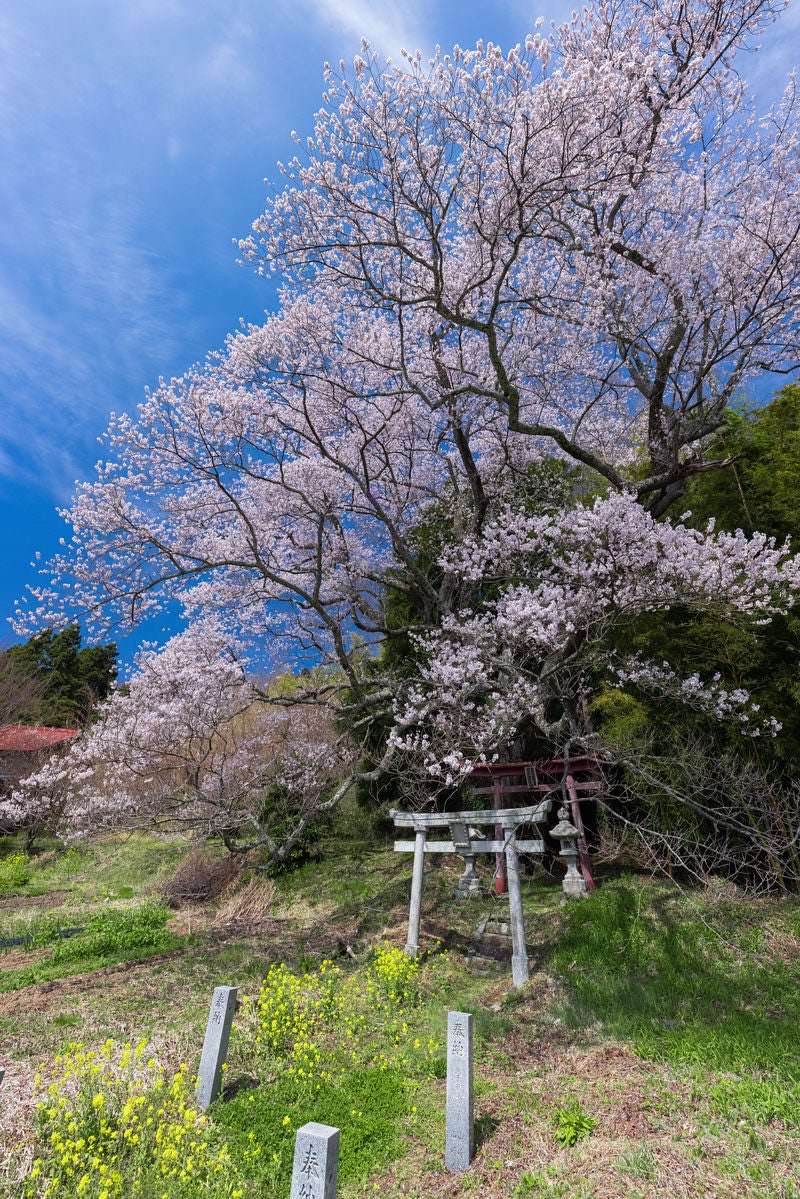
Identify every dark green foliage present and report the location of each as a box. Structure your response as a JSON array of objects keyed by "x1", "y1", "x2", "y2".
[
  {"x1": 255, "y1": 781, "x2": 334, "y2": 874},
  {"x1": 588, "y1": 388, "x2": 800, "y2": 888},
  {"x1": 353, "y1": 460, "x2": 589, "y2": 808},
  {"x1": 677, "y1": 385, "x2": 800, "y2": 776},
  {"x1": 682, "y1": 386, "x2": 800, "y2": 543},
  {"x1": 0, "y1": 625, "x2": 117, "y2": 727},
  {"x1": 596, "y1": 386, "x2": 800, "y2": 775}
]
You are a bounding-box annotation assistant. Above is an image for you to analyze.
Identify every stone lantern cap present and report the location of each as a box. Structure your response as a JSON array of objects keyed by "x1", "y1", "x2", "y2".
[{"x1": 551, "y1": 817, "x2": 578, "y2": 839}]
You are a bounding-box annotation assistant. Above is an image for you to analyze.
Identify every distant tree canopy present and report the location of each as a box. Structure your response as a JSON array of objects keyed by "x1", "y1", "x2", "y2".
[
  {"x1": 683, "y1": 384, "x2": 800, "y2": 544},
  {"x1": 0, "y1": 626, "x2": 117, "y2": 727}
]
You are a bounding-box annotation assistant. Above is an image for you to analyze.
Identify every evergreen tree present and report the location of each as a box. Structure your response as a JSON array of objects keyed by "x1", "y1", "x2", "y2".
[{"x1": 0, "y1": 627, "x2": 117, "y2": 727}]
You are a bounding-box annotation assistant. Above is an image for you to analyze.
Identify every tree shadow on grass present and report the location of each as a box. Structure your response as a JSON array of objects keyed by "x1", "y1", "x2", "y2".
[
  {"x1": 221, "y1": 1073, "x2": 259, "y2": 1102},
  {"x1": 475, "y1": 1112, "x2": 501, "y2": 1149}
]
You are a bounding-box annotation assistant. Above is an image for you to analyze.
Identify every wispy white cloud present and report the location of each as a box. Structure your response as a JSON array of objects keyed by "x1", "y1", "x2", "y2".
[
  {"x1": 304, "y1": 0, "x2": 428, "y2": 56},
  {"x1": 0, "y1": 1, "x2": 282, "y2": 497},
  {"x1": 741, "y1": 2, "x2": 800, "y2": 106},
  {"x1": 0, "y1": 198, "x2": 184, "y2": 496}
]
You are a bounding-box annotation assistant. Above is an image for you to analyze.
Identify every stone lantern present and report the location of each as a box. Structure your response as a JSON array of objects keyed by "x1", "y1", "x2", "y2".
[
  {"x1": 551, "y1": 804, "x2": 587, "y2": 897},
  {"x1": 451, "y1": 821, "x2": 483, "y2": 899}
]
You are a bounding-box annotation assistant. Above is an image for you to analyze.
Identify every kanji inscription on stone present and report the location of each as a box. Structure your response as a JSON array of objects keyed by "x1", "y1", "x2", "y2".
[
  {"x1": 196, "y1": 985, "x2": 237, "y2": 1110},
  {"x1": 446, "y1": 1010, "x2": 474, "y2": 1171},
  {"x1": 290, "y1": 1122, "x2": 339, "y2": 1199}
]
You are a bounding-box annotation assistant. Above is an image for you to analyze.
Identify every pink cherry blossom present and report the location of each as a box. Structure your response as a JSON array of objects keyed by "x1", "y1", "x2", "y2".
[{"x1": 10, "y1": 0, "x2": 800, "y2": 833}]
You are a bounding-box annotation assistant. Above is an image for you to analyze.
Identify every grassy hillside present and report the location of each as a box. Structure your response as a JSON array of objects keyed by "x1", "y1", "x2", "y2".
[{"x1": 1, "y1": 827, "x2": 798, "y2": 1198}]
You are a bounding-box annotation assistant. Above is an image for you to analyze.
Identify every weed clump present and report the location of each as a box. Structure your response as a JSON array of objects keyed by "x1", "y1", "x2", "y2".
[
  {"x1": 552, "y1": 1098, "x2": 598, "y2": 1147},
  {"x1": 213, "y1": 874, "x2": 276, "y2": 924},
  {"x1": 0, "y1": 851, "x2": 31, "y2": 893}
]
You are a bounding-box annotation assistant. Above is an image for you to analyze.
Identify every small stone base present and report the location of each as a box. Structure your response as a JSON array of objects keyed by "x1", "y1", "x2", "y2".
[
  {"x1": 454, "y1": 856, "x2": 482, "y2": 900},
  {"x1": 454, "y1": 879, "x2": 483, "y2": 900}
]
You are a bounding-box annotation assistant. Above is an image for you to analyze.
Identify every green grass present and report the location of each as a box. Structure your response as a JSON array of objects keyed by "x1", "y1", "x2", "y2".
[
  {"x1": 214, "y1": 1065, "x2": 409, "y2": 1192},
  {"x1": 0, "y1": 901, "x2": 181, "y2": 992},
  {"x1": 550, "y1": 878, "x2": 800, "y2": 1134},
  {"x1": 552, "y1": 881, "x2": 799, "y2": 1068},
  {"x1": 616, "y1": 1143, "x2": 659, "y2": 1181},
  {"x1": 0, "y1": 833, "x2": 189, "y2": 900},
  {"x1": 709, "y1": 1074, "x2": 800, "y2": 1128},
  {"x1": 5, "y1": 826, "x2": 800, "y2": 1199}
]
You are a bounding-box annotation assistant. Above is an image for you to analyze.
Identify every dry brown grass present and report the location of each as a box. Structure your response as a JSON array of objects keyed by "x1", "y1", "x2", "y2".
[{"x1": 213, "y1": 874, "x2": 276, "y2": 924}]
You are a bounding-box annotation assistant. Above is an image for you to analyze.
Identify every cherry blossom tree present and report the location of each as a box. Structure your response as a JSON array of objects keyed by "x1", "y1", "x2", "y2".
[
  {"x1": 2, "y1": 624, "x2": 354, "y2": 858},
  {"x1": 13, "y1": 0, "x2": 800, "y2": 853},
  {"x1": 390, "y1": 492, "x2": 800, "y2": 783}
]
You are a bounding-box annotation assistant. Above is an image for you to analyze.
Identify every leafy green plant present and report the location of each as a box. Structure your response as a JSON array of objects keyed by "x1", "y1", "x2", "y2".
[
  {"x1": 0, "y1": 852, "x2": 31, "y2": 893},
  {"x1": 49, "y1": 902, "x2": 172, "y2": 962},
  {"x1": 552, "y1": 1099, "x2": 598, "y2": 1147}
]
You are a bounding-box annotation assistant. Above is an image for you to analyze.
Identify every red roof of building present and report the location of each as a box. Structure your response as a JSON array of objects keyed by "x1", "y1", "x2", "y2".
[{"x1": 0, "y1": 725, "x2": 80, "y2": 751}]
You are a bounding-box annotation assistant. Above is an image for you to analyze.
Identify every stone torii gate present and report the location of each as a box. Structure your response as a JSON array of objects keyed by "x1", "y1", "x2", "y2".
[{"x1": 390, "y1": 800, "x2": 551, "y2": 988}]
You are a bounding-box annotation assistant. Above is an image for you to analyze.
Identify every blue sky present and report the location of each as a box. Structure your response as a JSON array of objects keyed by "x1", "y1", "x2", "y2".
[{"x1": 1, "y1": 0, "x2": 798, "y2": 665}]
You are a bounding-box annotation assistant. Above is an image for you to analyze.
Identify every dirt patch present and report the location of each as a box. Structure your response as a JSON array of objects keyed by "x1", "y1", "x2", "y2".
[
  {"x1": 0, "y1": 944, "x2": 51, "y2": 971},
  {"x1": 0, "y1": 891, "x2": 68, "y2": 911},
  {"x1": 0, "y1": 950, "x2": 185, "y2": 1015},
  {"x1": 0, "y1": 913, "x2": 365, "y2": 1016},
  {"x1": 0, "y1": 1056, "x2": 39, "y2": 1187},
  {"x1": 762, "y1": 923, "x2": 800, "y2": 963},
  {"x1": 207, "y1": 915, "x2": 362, "y2": 961}
]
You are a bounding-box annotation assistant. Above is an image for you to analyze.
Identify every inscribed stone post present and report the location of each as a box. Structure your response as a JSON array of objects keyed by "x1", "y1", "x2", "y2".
[
  {"x1": 196, "y1": 985, "x2": 237, "y2": 1110},
  {"x1": 446, "y1": 1010, "x2": 474, "y2": 1171},
  {"x1": 290, "y1": 1121, "x2": 339, "y2": 1199}
]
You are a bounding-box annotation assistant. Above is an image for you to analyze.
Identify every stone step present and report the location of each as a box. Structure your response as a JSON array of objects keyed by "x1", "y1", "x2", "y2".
[
  {"x1": 484, "y1": 920, "x2": 510, "y2": 935},
  {"x1": 465, "y1": 953, "x2": 503, "y2": 974}
]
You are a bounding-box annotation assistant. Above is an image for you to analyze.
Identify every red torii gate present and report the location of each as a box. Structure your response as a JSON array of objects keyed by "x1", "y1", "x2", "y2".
[{"x1": 468, "y1": 757, "x2": 602, "y2": 894}]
